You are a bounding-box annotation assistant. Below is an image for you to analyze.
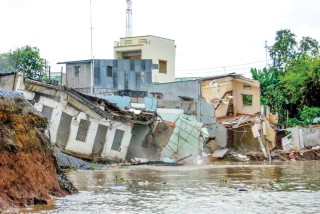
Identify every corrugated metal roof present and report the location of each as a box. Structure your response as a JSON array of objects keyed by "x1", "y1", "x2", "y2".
[{"x1": 57, "y1": 59, "x2": 93, "y2": 64}]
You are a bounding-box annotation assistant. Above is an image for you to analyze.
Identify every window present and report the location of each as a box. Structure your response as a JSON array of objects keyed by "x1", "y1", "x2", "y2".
[
  {"x1": 111, "y1": 129, "x2": 124, "y2": 151},
  {"x1": 76, "y1": 119, "x2": 91, "y2": 142},
  {"x1": 122, "y1": 51, "x2": 142, "y2": 60},
  {"x1": 125, "y1": 40, "x2": 132, "y2": 45},
  {"x1": 139, "y1": 39, "x2": 148, "y2": 44},
  {"x1": 42, "y1": 105, "x2": 53, "y2": 121},
  {"x1": 159, "y1": 60, "x2": 167, "y2": 74},
  {"x1": 141, "y1": 60, "x2": 146, "y2": 71},
  {"x1": 130, "y1": 60, "x2": 135, "y2": 71},
  {"x1": 74, "y1": 66, "x2": 80, "y2": 77},
  {"x1": 107, "y1": 66, "x2": 112, "y2": 77},
  {"x1": 243, "y1": 94, "x2": 253, "y2": 106}
]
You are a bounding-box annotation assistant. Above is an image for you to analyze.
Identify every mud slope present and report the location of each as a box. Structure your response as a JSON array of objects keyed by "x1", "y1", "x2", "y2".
[{"x1": 0, "y1": 90, "x2": 77, "y2": 211}]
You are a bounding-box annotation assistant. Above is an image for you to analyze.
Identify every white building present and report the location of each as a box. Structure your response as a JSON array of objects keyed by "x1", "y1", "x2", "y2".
[
  {"x1": 114, "y1": 35, "x2": 176, "y2": 83},
  {"x1": 1, "y1": 73, "x2": 161, "y2": 161}
]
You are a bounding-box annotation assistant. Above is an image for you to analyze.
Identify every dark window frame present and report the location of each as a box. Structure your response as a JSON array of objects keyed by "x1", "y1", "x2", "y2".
[
  {"x1": 159, "y1": 60, "x2": 167, "y2": 74},
  {"x1": 42, "y1": 105, "x2": 53, "y2": 121},
  {"x1": 76, "y1": 119, "x2": 91, "y2": 142},
  {"x1": 242, "y1": 94, "x2": 253, "y2": 106},
  {"x1": 74, "y1": 66, "x2": 80, "y2": 77},
  {"x1": 107, "y1": 66, "x2": 113, "y2": 77},
  {"x1": 111, "y1": 129, "x2": 125, "y2": 151}
]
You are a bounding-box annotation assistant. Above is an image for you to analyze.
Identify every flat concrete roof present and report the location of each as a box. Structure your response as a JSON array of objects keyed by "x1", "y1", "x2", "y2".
[{"x1": 119, "y1": 35, "x2": 175, "y2": 42}]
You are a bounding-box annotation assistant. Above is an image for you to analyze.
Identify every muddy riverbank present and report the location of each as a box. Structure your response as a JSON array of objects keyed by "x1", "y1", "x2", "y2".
[
  {"x1": 0, "y1": 90, "x2": 77, "y2": 212},
  {"x1": 27, "y1": 161, "x2": 320, "y2": 214}
]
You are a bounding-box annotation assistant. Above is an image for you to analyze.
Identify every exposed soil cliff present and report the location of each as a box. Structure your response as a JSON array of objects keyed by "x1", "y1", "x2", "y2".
[{"x1": 0, "y1": 90, "x2": 77, "y2": 212}]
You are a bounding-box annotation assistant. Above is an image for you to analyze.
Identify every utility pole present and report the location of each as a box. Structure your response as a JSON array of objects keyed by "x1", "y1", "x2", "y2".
[
  {"x1": 60, "y1": 66, "x2": 63, "y2": 86},
  {"x1": 49, "y1": 66, "x2": 51, "y2": 82},
  {"x1": 265, "y1": 40, "x2": 268, "y2": 67},
  {"x1": 126, "y1": 0, "x2": 133, "y2": 37},
  {"x1": 90, "y1": 0, "x2": 94, "y2": 94}
]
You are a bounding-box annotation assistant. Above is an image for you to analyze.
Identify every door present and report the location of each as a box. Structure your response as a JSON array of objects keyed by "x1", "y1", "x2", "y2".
[
  {"x1": 56, "y1": 112, "x2": 72, "y2": 148},
  {"x1": 92, "y1": 124, "x2": 108, "y2": 156}
]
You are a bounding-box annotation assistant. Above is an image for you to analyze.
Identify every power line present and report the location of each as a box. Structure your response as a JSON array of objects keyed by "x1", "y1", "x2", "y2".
[
  {"x1": 176, "y1": 60, "x2": 266, "y2": 72},
  {"x1": 176, "y1": 64, "x2": 266, "y2": 75}
]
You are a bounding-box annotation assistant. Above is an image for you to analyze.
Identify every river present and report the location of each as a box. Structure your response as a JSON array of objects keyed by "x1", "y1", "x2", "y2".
[{"x1": 28, "y1": 161, "x2": 320, "y2": 214}]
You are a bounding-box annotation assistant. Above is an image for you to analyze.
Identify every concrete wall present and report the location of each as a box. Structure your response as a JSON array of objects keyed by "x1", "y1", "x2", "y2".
[
  {"x1": 201, "y1": 77, "x2": 233, "y2": 118},
  {"x1": 0, "y1": 73, "x2": 16, "y2": 90},
  {"x1": 283, "y1": 127, "x2": 320, "y2": 151},
  {"x1": 148, "y1": 80, "x2": 200, "y2": 101},
  {"x1": 299, "y1": 127, "x2": 320, "y2": 148},
  {"x1": 126, "y1": 124, "x2": 153, "y2": 160},
  {"x1": 66, "y1": 62, "x2": 91, "y2": 89},
  {"x1": 35, "y1": 95, "x2": 133, "y2": 160},
  {"x1": 232, "y1": 79, "x2": 260, "y2": 115},
  {"x1": 65, "y1": 59, "x2": 152, "y2": 92},
  {"x1": 201, "y1": 77, "x2": 260, "y2": 117},
  {"x1": 114, "y1": 35, "x2": 176, "y2": 83},
  {"x1": 147, "y1": 80, "x2": 200, "y2": 116}
]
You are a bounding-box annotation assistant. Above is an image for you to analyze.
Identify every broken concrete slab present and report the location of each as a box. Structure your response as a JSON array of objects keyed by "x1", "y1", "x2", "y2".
[{"x1": 211, "y1": 148, "x2": 229, "y2": 158}]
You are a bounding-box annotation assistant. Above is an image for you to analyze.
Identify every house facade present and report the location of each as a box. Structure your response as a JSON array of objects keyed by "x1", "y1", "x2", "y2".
[
  {"x1": 1, "y1": 73, "x2": 161, "y2": 161},
  {"x1": 114, "y1": 35, "x2": 176, "y2": 83},
  {"x1": 58, "y1": 59, "x2": 153, "y2": 95}
]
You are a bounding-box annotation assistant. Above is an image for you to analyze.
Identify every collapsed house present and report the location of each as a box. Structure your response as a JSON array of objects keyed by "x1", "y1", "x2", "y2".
[
  {"x1": 147, "y1": 73, "x2": 277, "y2": 162},
  {"x1": 0, "y1": 72, "x2": 282, "y2": 163},
  {"x1": 0, "y1": 72, "x2": 167, "y2": 162}
]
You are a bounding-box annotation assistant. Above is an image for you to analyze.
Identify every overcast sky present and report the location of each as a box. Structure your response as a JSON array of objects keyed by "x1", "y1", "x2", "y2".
[{"x1": 1, "y1": 0, "x2": 320, "y2": 77}]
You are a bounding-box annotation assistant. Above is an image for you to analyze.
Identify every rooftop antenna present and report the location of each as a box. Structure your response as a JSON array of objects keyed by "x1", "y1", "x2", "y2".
[
  {"x1": 126, "y1": 0, "x2": 132, "y2": 37},
  {"x1": 90, "y1": 0, "x2": 94, "y2": 94}
]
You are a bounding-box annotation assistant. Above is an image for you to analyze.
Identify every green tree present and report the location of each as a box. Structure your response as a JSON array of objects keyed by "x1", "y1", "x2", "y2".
[
  {"x1": 298, "y1": 36, "x2": 319, "y2": 57},
  {"x1": 251, "y1": 67, "x2": 288, "y2": 122},
  {"x1": 269, "y1": 29, "x2": 297, "y2": 70},
  {"x1": 0, "y1": 45, "x2": 45, "y2": 79},
  {"x1": 250, "y1": 67, "x2": 279, "y2": 104},
  {"x1": 288, "y1": 106, "x2": 320, "y2": 127},
  {"x1": 281, "y1": 55, "x2": 320, "y2": 109},
  {"x1": 251, "y1": 29, "x2": 320, "y2": 126},
  {"x1": 13, "y1": 46, "x2": 45, "y2": 79},
  {"x1": 0, "y1": 51, "x2": 15, "y2": 73}
]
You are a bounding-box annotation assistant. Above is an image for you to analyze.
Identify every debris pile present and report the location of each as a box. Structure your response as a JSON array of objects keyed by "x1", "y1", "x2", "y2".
[
  {"x1": 80, "y1": 90, "x2": 156, "y2": 124},
  {"x1": 0, "y1": 89, "x2": 77, "y2": 212}
]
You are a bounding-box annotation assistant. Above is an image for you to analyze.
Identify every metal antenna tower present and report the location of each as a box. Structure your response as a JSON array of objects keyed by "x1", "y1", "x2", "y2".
[{"x1": 126, "y1": 0, "x2": 132, "y2": 37}]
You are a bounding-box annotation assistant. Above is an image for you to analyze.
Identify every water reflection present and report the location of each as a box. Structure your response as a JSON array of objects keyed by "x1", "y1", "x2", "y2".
[{"x1": 33, "y1": 162, "x2": 320, "y2": 213}]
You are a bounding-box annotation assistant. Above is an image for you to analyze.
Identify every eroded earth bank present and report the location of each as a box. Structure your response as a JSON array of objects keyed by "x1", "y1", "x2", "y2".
[{"x1": 0, "y1": 89, "x2": 77, "y2": 212}]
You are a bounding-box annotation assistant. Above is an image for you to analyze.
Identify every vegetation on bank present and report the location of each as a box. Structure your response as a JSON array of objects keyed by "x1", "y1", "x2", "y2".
[
  {"x1": 0, "y1": 45, "x2": 48, "y2": 80},
  {"x1": 251, "y1": 29, "x2": 320, "y2": 127}
]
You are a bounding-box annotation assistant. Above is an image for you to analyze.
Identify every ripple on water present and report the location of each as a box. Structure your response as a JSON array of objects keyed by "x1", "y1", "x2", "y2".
[{"x1": 34, "y1": 162, "x2": 320, "y2": 214}]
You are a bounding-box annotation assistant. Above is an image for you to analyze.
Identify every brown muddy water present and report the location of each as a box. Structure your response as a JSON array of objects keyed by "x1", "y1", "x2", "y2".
[{"x1": 27, "y1": 161, "x2": 320, "y2": 214}]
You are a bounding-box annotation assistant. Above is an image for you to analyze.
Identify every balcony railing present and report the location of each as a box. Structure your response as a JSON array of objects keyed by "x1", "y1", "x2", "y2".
[{"x1": 114, "y1": 39, "x2": 149, "y2": 47}]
